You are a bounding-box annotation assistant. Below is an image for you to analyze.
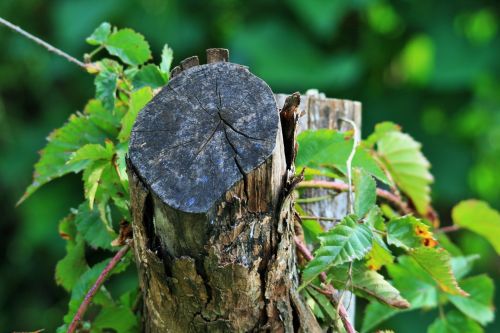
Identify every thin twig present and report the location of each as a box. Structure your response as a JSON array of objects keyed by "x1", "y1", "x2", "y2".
[
  {"x1": 0, "y1": 16, "x2": 87, "y2": 69},
  {"x1": 437, "y1": 225, "x2": 460, "y2": 233},
  {"x1": 299, "y1": 215, "x2": 341, "y2": 222},
  {"x1": 296, "y1": 195, "x2": 333, "y2": 204},
  {"x1": 67, "y1": 243, "x2": 131, "y2": 333},
  {"x1": 298, "y1": 180, "x2": 412, "y2": 215},
  {"x1": 294, "y1": 237, "x2": 356, "y2": 333}
]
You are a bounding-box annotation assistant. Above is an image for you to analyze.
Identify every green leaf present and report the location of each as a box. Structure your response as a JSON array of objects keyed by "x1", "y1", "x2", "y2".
[
  {"x1": 364, "y1": 121, "x2": 401, "y2": 148},
  {"x1": 19, "y1": 107, "x2": 109, "y2": 204},
  {"x1": 63, "y1": 256, "x2": 131, "y2": 325},
  {"x1": 95, "y1": 61, "x2": 119, "y2": 111},
  {"x1": 452, "y1": 200, "x2": 500, "y2": 254},
  {"x1": 160, "y1": 44, "x2": 174, "y2": 74},
  {"x1": 436, "y1": 233, "x2": 463, "y2": 256},
  {"x1": 447, "y1": 275, "x2": 494, "y2": 325},
  {"x1": 451, "y1": 255, "x2": 479, "y2": 279},
  {"x1": 301, "y1": 218, "x2": 323, "y2": 245},
  {"x1": 376, "y1": 131, "x2": 433, "y2": 214},
  {"x1": 304, "y1": 287, "x2": 339, "y2": 326},
  {"x1": 361, "y1": 302, "x2": 399, "y2": 333},
  {"x1": 352, "y1": 147, "x2": 391, "y2": 185},
  {"x1": 329, "y1": 263, "x2": 410, "y2": 309},
  {"x1": 132, "y1": 64, "x2": 167, "y2": 89},
  {"x1": 428, "y1": 310, "x2": 483, "y2": 333},
  {"x1": 118, "y1": 86, "x2": 153, "y2": 142},
  {"x1": 83, "y1": 160, "x2": 107, "y2": 209},
  {"x1": 55, "y1": 214, "x2": 88, "y2": 291},
  {"x1": 105, "y1": 28, "x2": 152, "y2": 66},
  {"x1": 67, "y1": 141, "x2": 114, "y2": 166},
  {"x1": 74, "y1": 202, "x2": 116, "y2": 250},
  {"x1": 301, "y1": 215, "x2": 373, "y2": 286},
  {"x1": 410, "y1": 247, "x2": 467, "y2": 296},
  {"x1": 389, "y1": 257, "x2": 438, "y2": 308},
  {"x1": 84, "y1": 99, "x2": 121, "y2": 137},
  {"x1": 91, "y1": 305, "x2": 138, "y2": 333},
  {"x1": 296, "y1": 129, "x2": 390, "y2": 184},
  {"x1": 353, "y1": 168, "x2": 376, "y2": 217},
  {"x1": 386, "y1": 215, "x2": 435, "y2": 250},
  {"x1": 86, "y1": 22, "x2": 111, "y2": 45}
]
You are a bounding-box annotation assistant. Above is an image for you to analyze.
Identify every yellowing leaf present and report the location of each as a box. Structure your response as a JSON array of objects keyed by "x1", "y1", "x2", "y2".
[
  {"x1": 386, "y1": 215, "x2": 436, "y2": 250},
  {"x1": 452, "y1": 199, "x2": 500, "y2": 254},
  {"x1": 366, "y1": 240, "x2": 394, "y2": 270}
]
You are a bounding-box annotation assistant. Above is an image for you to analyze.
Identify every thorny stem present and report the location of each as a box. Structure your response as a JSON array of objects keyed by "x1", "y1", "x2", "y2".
[
  {"x1": 294, "y1": 237, "x2": 356, "y2": 333},
  {"x1": 298, "y1": 180, "x2": 412, "y2": 215},
  {"x1": 0, "y1": 17, "x2": 88, "y2": 70},
  {"x1": 67, "y1": 243, "x2": 131, "y2": 333}
]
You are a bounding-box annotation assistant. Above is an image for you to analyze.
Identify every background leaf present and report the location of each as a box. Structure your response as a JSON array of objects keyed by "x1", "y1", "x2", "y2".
[
  {"x1": 452, "y1": 200, "x2": 500, "y2": 254},
  {"x1": 86, "y1": 22, "x2": 111, "y2": 46},
  {"x1": 428, "y1": 310, "x2": 483, "y2": 333},
  {"x1": 447, "y1": 274, "x2": 494, "y2": 325}
]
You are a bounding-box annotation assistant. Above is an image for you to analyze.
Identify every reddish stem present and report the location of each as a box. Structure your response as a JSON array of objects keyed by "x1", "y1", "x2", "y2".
[
  {"x1": 67, "y1": 244, "x2": 131, "y2": 333},
  {"x1": 438, "y1": 225, "x2": 460, "y2": 233},
  {"x1": 294, "y1": 237, "x2": 356, "y2": 333},
  {"x1": 298, "y1": 180, "x2": 412, "y2": 215}
]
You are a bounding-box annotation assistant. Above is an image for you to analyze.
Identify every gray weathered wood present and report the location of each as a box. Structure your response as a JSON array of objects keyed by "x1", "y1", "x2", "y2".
[
  {"x1": 130, "y1": 62, "x2": 278, "y2": 214},
  {"x1": 275, "y1": 90, "x2": 362, "y2": 327},
  {"x1": 206, "y1": 48, "x2": 229, "y2": 63},
  {"x1": 128, "y1": 54, "x2": 321, "y2": 332}
]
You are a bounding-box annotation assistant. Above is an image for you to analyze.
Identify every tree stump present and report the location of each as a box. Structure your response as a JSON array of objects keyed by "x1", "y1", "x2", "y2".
[
  {"x1": 127, "y1": 49, "x2": 321, "y2": 332},
  {"x1": 275, "y1": 90, "x2": 362, "y2": 325}
]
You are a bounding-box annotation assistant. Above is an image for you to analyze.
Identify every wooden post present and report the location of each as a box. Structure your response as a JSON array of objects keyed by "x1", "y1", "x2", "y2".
[
  {"x1": 275, "y1": 90, "x2": 362, "y2": 325},
  {"x1": 127, "y1": 49, "x2": 321, "y2": 332}
]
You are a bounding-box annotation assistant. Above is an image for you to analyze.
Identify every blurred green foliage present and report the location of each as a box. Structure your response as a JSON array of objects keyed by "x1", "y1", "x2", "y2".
[{"x1": 0, "y1": 0, "x2": 498, "y2": 331}]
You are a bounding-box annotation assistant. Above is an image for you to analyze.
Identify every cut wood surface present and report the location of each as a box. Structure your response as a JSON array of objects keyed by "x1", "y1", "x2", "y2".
[{"x1": 130, "y1": 61, "x2": 278, "y2": 214}]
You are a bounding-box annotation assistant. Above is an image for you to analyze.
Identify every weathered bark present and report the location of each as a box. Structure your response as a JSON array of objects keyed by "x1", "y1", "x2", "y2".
[
  {"x1": 275, "y1": 90, "x2": 362, "y2": 326},
  {"x1": 127, "y1": 49, "x2": 321, "y2": 332}
]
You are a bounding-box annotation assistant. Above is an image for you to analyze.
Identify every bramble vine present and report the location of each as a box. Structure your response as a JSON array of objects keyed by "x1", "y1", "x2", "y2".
[{"x1": 3, "y1": 18, "x2": 497, "y2": 333}]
